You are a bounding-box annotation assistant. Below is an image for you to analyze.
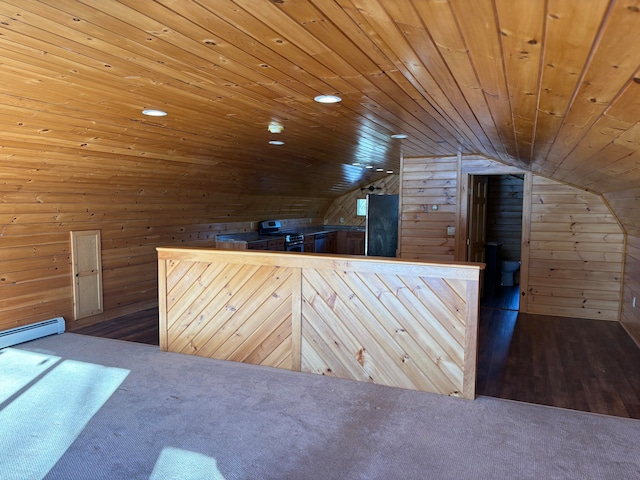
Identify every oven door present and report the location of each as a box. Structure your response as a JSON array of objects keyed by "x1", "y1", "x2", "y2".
[{"x1": 286, "y1": 243, "x2": 304, "y2": 252}]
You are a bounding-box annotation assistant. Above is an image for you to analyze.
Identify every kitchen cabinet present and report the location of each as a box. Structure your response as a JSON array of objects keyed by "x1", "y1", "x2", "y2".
[
  {"x1": 246, "y1": 238, "x2": 284, "y2": 251},
  {"x1": 336, "y1": 231, "x2": 364, "y2": 255},
  {"x1": 314, "y1": 233, "x2": 327, "y2": 253},
  {"x1": 345, "y1": 231, "x2": 365, "y2": 255},
  {"x1": 304, "y1": 236, "x2": 315, "y2": 252},
  {"x1": 267, "y1": 238, "x2": 285, "y2": 251},
  {"x1": 327, "y1": 231, "x2": 337, "y2": 254},
  {"x1": 247, "y1": 240, "x2": 268, "y2": 250}
]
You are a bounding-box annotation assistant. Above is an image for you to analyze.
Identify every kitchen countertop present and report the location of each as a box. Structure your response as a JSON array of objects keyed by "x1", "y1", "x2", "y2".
[{"x1": 216, "y1": 225, "x2": 364, "y2": 243}]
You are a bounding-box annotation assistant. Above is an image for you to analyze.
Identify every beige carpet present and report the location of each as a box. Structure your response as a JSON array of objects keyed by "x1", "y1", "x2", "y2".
[{"x1": 2, "y1": 332, "x2": 639, "y2": 480}]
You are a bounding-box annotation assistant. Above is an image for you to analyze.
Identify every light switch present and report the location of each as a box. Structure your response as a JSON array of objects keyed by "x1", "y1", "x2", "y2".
[{"x1": 447, "y1": 226, "x2": 455, "y2": 236}]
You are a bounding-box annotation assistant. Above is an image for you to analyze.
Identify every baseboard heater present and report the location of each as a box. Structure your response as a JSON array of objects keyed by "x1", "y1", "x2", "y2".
[{"x1": 0, "y1": 317, "x2": 65, "y2": 349}]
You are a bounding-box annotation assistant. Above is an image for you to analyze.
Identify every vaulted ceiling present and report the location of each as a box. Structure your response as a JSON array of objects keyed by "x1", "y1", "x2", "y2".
[{"x1": 1, "y1": 0, "x2": 640, "y2": 198}]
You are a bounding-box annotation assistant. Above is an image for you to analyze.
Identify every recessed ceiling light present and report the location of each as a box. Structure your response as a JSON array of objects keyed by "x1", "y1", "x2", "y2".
[
  {"x1": 365, "y1": 165, "x2": 373, "y2": 169},
  {"x1": 314, "y1": 95, "x2": 342, "y2": 104},
  {"x1": 268, "y1": 123, "x2": 284, "y2": 134},
  {"x1": 142, "y1": 109, "x2": 167, "y2": 117},
  {"x1": 387, "y1": 170, "x2": 394, "y2": 174},
  {"x1": 269, "y1": 140, "x2": 285, "y2": 145},
  {"x1": 376, "y1": 168, "x2": 384, "y2": 172},
  {"x1": 391, "y1": 133, "x2": 408, "y2": 139}
]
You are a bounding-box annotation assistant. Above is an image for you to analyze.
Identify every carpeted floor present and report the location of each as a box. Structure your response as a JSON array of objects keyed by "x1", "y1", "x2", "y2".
[{"x1": 2, "y1": 333, "x2": 639, "y2": 480}]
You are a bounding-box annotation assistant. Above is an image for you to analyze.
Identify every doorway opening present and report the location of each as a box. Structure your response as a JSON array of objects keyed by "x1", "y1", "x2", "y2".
[
  {"x1": 470, "y1": 173, "x2": 524, "y2": 398},
  {"x1": 467, "y1": 174, "x2": 524, "y2": 312}
]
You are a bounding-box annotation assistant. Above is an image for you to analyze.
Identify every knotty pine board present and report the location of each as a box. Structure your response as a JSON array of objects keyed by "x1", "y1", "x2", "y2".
[
  {"x1": 324, "y1": 175, "x2": 399, "y2": 227},
  {"x1": 401, "y1": 154, "x2": 625, "y2": 321},
  {"x1": 620, "y1": 235, "x2": 640, "y2": 345},
  {"x1": 527, "y1": 177, "x2": 623, "y2": 321},
  {"x1": 0, "y1": 168, "x2": 328, "y2": 332},
  {"x1": 158, "y1": 248, "x2": 482, "y2": 399}
]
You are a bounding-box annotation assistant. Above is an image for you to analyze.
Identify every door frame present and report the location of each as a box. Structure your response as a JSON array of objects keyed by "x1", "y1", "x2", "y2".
[
  {"x1": 457, "y1": 162, "x2": 532, "y2": 313},
  {"x1": 70, "y1": 229, "x2": 104, "y2": 320}
]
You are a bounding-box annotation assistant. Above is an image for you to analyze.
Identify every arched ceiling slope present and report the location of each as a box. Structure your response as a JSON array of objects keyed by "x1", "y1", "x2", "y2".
[{"x1": 1, "y1": 0, "x2": 639, "y2": 210}]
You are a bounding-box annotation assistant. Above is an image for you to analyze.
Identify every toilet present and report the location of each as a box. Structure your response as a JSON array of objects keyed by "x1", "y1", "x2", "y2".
[{"x1": 501, "y1": 261, "x2": 520, "y2": 286}]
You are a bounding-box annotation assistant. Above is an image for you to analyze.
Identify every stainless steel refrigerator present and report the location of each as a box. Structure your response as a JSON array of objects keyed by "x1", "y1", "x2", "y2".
[{"x1": 365, "y1": 194, "x2": 399, "y2": 257}]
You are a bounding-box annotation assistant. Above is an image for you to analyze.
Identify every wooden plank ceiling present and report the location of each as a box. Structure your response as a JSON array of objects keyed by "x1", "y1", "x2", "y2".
[{"x1": 1, "y1": 0, "x2": 639, "y2": 198}]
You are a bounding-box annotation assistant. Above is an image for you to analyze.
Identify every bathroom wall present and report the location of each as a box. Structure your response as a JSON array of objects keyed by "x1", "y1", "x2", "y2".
[{"x1": 486, "y1": 175, "x2": 524, "y2": 262}]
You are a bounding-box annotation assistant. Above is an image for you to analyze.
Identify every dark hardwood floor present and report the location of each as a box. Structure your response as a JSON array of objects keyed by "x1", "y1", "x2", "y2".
[
  {"x1": 74, "y1": 288, "x2": 640, "y2": 419},
  {"x1": 497, "y1": 313, "x2": 640, "y2": 418},
  {"x1": 477, "y1": 286, "x2": 640, "y2": 419},
  {"x1": 74, "y1": 308, "x2": 160, "y2": 346}
]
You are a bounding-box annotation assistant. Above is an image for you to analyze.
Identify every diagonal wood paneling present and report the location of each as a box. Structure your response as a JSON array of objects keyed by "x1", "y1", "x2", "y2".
[
  {"x1": 158, "y1": 248, "x2": 482, "y2": 398},
  {"x1": 163, "y1": 259, "x2": 295, "y2": 369},
  {"x1": 301, "y1": 267, "x2": 469, "y2": 396}
]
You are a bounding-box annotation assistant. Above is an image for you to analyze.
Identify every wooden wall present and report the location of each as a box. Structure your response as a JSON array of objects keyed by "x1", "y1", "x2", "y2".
[
  {"x1": 619, "y1": 235, "x2": 640, "y2": 343},
  {"x1": 399, "y1": 156, "x2": 458, "y2": 261},
  {"x1": 158, "y1": 247, "x2": 482, "y2": 399},
  {"x1": 399, "y1": 154, "x2": 625, "y2": 321},
  {"x1": 604, "y1": 188, "x2": 640, "y2": 343},
  {"x1": 486, "y1": 175, "x2": 524, "y2": 262},
  {"x1": 1, "y1": 174, "x2": 329, "y2": 332},
  {"x1": 323, "y1": 175, "x2": 399, "y2": 226},
  {"x1": 527, "y1": 177, "x2": 623, "y2": 321}
]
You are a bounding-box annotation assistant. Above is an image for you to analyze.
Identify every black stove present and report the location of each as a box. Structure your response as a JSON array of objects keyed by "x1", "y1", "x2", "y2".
[{"x1": 258, "y1": 220, "x2": 304, "y2": 251}]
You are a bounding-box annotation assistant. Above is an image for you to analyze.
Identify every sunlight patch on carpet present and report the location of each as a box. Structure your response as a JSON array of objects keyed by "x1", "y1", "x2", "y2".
[
  {"x1": 0, "y1": 348, "x2": 60, "y2": 404},
  {"x1": 151, "y1": 447, "x2": 226, "y2": 480},
  {"x1": 0, "y1": 357, "x2": 129, "y2": 480}
]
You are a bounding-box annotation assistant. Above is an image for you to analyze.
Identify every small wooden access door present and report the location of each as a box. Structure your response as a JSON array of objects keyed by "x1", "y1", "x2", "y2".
[{"x1": 71, "y1": 230, "x2": 103, "y2": 320}]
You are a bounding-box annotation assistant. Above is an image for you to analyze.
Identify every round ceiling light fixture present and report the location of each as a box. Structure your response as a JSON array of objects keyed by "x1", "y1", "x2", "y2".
[
  {"x1": 268, "y1": 123, "x2": 284, "y2": 134},
  {"x1": 391, "y1": 133, "x2": 408, "y2": 139},
  {"x1": 142, "y1": 109, "x2": 167, "y2": 117},
  {"x1": 314, "y1": 94, "x2": 342, "y2": 104}
]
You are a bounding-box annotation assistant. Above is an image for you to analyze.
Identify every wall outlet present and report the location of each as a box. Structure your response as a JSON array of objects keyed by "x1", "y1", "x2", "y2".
[
  {"x1": 634, "y1": 296, "x2": 637, "y2": 308},
  {"x1": 340, "y1": 217, "x2": 345, "y2": 224},
  {"x1": 447, "y1": 226, "x2": 455, "y2": 236}
]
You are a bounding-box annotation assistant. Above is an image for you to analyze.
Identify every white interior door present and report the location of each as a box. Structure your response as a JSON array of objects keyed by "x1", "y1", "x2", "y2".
[{"x1": 71, "y1": 230, "x2": 103, "y2": 320}]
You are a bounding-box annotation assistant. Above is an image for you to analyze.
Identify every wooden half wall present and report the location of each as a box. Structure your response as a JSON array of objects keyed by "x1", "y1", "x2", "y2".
[
  {"x1": 157, "y1": 247, "x2": 483, "y2": 399},
  {"x1": 399, "y1": 154, "x2": 624, "y2": 321}
]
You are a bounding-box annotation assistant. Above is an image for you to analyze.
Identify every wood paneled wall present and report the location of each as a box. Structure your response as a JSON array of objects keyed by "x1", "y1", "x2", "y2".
[
  {"x1": 324, "y1": 175, "x2": 399, "y2": 226},
  {"x1": 486, "y1": 175, "x2": 524, "y2": 262},
  {"x1": 399, "y1": 154, "x2": 624, "y2": 321},
  {"x1": 158, "y1": 247, "x2": 482, "y2": 399},
  {"x1": 604, "y1": 188, "x2": 640, "y2": 343},
  {"x1": 619, "y1": 235, "x2": 640, "y2": 344},
  {"x1": 1, "y1": 173, "x2": 329, "y2": 332},
  {"x1": 399, "y1": 156, "x2": 458, "y2": 261},
  {"x1": 527, "y1": 177, "x2": 623, "y2": 321}
]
